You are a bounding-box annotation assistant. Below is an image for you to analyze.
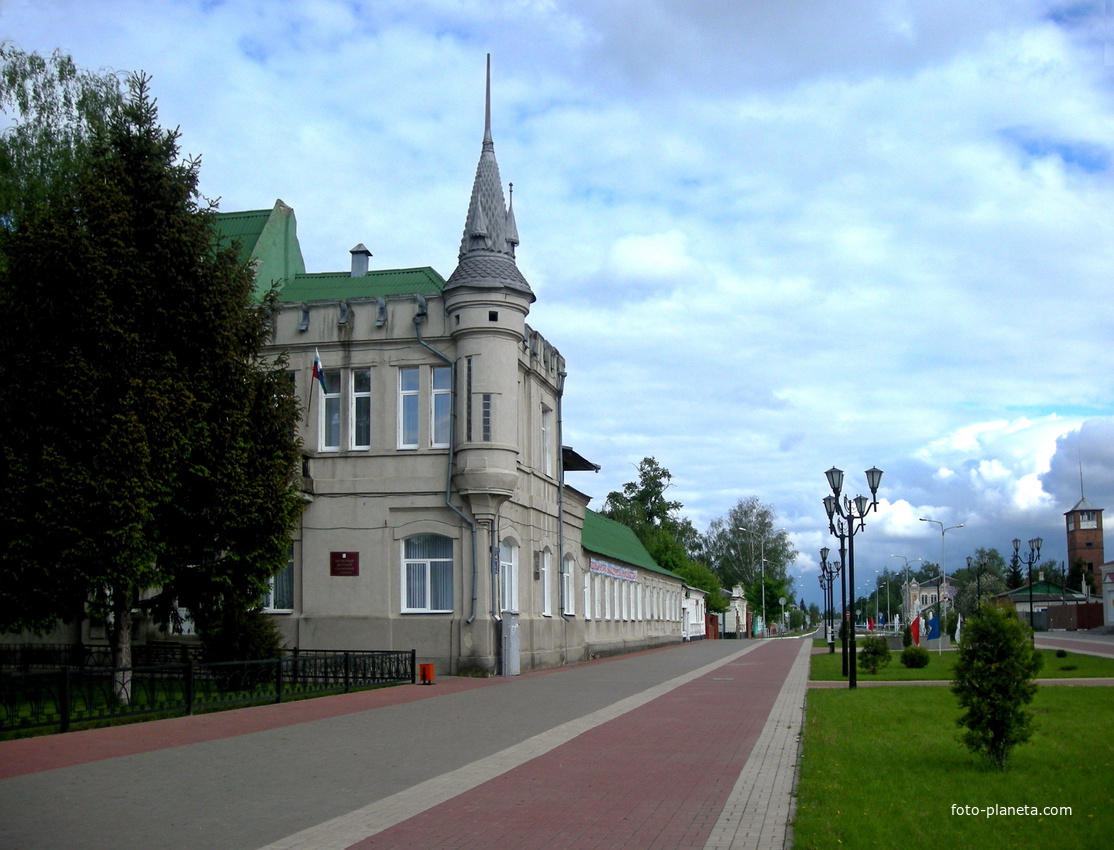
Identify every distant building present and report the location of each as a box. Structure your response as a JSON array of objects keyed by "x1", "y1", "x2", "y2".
[
  {"x1": 901, "y1": 574, "x2": 957, "y2": 620},
  {"x1": 1065, "y1": 496, "x2": 1104, "y2": 595}
]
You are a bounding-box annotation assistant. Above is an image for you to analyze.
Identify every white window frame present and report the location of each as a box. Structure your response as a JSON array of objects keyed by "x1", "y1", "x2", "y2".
[
  {"x1": 562, "y1": 555, "x2": 575, "y2": 616},
  {"x1": 320, "y1": 370, "x2": 342, "y2": 452},
  {"x1": 351, "y1": 367, "x2": 372, "y2": 450},
  {"x1": 398, "y1": 366, "x2": 420, "y2": 449},
  {"x1": 540, "y1": 550, "x2": 552, "y2": 616},
  {"x1": 431, "y1": 365, "x2": 451, "y2": 448},
  {"x1": 500, "y1": 539, "x2": 519, "y2": 614},
  {"x1": 262, "y1": 546, "x2": 295, "y2": 612},
  {"x1": 583, "y1": 571, "x2": 592, "y2": 620},
  {"x1": 541, "y1": 404, "x2": 553, "y2": 476},
  {"x1": 401, "y1": 534, "x2": 454, "y2": 613}
]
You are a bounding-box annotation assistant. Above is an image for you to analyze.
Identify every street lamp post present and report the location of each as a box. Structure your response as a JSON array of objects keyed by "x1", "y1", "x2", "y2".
[
  {"x1": 819, "y1": 547, "x2": 840, "y2": 654},
  {"x1": 824, "y1": 465, "x2": 884, "y2": 690},
  {"x1": 1012, "y1": 537, "x2": 1043, "y2": 644},
  {"x1": 879, "y1": 581, "x2": 889, "y2": 630},
  {"x1": 966, "y1": 554, "x2": 988, "y2": 609},
  {"x1": 919, "y1": 518, "x2": 963, "y2": 647}
]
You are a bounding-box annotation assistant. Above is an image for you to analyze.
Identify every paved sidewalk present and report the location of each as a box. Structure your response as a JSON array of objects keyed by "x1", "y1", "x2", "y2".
[{"x1": 1, "y1": 638, "x2": 812, "y2": 850}]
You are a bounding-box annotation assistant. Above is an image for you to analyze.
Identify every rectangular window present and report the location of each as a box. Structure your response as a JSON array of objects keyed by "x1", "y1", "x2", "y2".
[
  {"x1": 482, "y1": 394, "x2": 492, "y2": 442},
  {"x1": 562, "y1": 556, "x2": 575, "y2": 616},
  {"x1": 432, "y1": 366, "x2": 451, "y2": 447},
  {"x1": 466, "y1": 358, "x2": 474, "y2": 442},
  {"x1": 541, "y1": 405, "x2": 554, "y2": 476},
  {"x1": 540, "y1": 551, "x2": 552, "y2": 616},
  {"x1": 263, "y1": 546, "x2": 295, "y2": 612},
  {"x1": 402, "y1": 534, "x2": 453, "y2": 613},
  {"x1": 352, "y1": 368, "x2": 371, "y2": 449},
  {"x1": 321, "y1": 370, "x2": 341, "y2": 451},
  {"x1": 583, "y1": 571, "x2": 592, "y2": 620},
  {"x1": 399, "y1": 366, "x2": 419, "y2": 449}
]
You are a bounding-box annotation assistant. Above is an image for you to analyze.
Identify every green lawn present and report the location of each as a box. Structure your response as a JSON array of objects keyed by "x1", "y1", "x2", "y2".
[
  {"x1": 794, "y1": 686, "x2": 1112, "y2": 849},
  {"x1": 809, "y1": 648, "x2": 1114, "y2": 681}
]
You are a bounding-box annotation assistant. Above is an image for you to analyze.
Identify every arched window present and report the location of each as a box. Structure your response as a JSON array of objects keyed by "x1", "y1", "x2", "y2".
[
  {"x1": 540, "y1": 550, "x2": 552, "y2": 616},
  {"x1": 562, "y1": 554, "x2": 575, "y2": 616},
  {"x1": 500, "y1": 539, "x2": 519, "y2": 613},
  {"x1": 402, "y1": 534, "x2": 453, "y2": 613}
]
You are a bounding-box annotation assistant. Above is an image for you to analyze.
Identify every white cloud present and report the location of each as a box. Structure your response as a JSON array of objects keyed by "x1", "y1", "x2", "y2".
[{"x1": 4, "y1": 0, "x2": 1114, "y2": 607}]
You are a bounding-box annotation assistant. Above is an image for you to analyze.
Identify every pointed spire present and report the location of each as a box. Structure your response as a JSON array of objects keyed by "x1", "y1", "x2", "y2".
[
  {"x1": 446, "y1": 54, "x2": 533, "y2": 301},
  {"x1": 483, "y1": 53, "x2": 494, "y2": 154}
]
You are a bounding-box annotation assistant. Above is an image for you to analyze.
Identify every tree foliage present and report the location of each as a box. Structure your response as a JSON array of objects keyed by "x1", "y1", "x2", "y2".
[
  {"x1": 857, "y1": 635, "x2": 891, "y2": 674},
  {"x1": 0, "y1": 52, "x2": 303, "y2": 670},
  {"x1": 701, "y1": 496, "x2": 796, "y2": 591},
  {"x1": 952, "y1": 603, "x2": 1043, "y2": 770},
  {"x1": 601, "y1": 457, "x2": 726, "y2": 613}
]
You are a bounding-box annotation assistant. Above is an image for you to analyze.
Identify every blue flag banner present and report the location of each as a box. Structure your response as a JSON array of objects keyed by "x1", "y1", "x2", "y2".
[{"x1": 926, "y1": 614, "x2": 940, "y2": 640}]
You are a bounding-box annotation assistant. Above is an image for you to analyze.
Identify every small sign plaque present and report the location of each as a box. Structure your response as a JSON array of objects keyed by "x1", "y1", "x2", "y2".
[{"x1": 330, "y1": 551, "x2": 359, "y2": 577}]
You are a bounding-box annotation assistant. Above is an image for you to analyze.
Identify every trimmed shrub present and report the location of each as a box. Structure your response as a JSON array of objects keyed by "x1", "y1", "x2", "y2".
[
  {"x1": 902, "y1": 625, "x2": 913, "y2": 648},
  {"x1": 952, "y1": 603, "x2": 1043, "y2": 770},
  {"x1": 900, "y1": 644, "x2": 930, "y2": 668},
  {"x1": 858, "y1": 635, "x2": 892, "y2": 674}
]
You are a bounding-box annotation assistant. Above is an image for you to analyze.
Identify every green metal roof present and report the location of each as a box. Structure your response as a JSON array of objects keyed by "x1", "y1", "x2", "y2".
[
  {"x1": 278, "y1": 268, "x2": 446, "y2": 304},
  {"x1": 214, "y1": 201, "x2": 306, "y2": 300},
  {"x1": 581, "y1": 510, "x2": 680, "y2": 579}
]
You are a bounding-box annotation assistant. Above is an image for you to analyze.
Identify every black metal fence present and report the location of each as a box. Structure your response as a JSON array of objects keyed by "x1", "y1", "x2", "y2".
[
  {"x1": 0, "y1": 642, "x2": 204, "y2": 672},
  {"x1": 0, "y1": 649, "x2": 416, "y2": 735}
]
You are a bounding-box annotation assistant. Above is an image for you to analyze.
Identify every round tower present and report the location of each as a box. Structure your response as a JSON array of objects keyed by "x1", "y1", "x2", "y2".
[{"x1": 443, "y1": 55, "x2": 535, "y2": 525}]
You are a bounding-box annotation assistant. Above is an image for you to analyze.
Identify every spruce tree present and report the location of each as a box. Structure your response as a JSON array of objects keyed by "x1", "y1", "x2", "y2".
[
  {"x1": 0, "y1": 55, "x2": 303, "y2": 692},
  {"x1": 951, "y1": 603, "x2": 1043, "y2": 769}
]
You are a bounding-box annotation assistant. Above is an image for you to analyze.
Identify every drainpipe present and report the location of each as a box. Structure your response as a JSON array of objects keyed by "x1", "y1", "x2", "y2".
[
  {"x1": 557, "y1": 367, "x2": 570, "y2": 619},
  {"x1": 413, "y1": 296, "x2": 480, "y2": 623}
]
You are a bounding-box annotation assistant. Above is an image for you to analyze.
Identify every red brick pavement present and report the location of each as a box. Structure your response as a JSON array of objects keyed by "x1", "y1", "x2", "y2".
[{"x1": 347, "y1": 639, "x2": 800, "y2": 850}]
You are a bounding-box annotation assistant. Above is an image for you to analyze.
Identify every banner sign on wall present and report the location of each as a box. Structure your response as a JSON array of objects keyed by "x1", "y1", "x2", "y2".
[{"x1": 589, "y1": 558, "x2": 638, "y2": 582}]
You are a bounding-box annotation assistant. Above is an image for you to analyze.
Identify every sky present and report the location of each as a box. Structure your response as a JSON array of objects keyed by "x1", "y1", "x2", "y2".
[{"x1": 4, "y1": 0, "x2": 1114, "y2": 608}]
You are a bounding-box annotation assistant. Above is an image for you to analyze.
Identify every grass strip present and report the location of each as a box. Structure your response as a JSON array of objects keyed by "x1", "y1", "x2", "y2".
[
  {"x1": 793, "y1": 686, "x2": 1112, "y2": 849},
  {"x1": 809, "y1": 648, "x2": 1114, "y2": 681}
]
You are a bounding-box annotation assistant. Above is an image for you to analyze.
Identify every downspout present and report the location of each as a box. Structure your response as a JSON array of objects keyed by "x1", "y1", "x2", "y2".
[
  {"x1": 557, "y1": 367, "x2": 570, "y2": 619},
  {"x1": 413, "y1": 295, "x2": 480, "y2": 624}
]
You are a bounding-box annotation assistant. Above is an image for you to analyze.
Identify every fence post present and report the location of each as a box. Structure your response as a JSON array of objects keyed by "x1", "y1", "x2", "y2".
[
  {"x1": 59, "y1": 668, "x2": 71, "y2": 733},
  {"x1": 185, "y1": 662, "x2": 195, "y2": 717},
  {"x1": 410, "y1": 649, "x2": 417, "y2": 685},
  {"x1": 275, "y1": 657, "x2": 283, "y2": 705},
  {"x1": 344, "y1": 652, "x2": 351, "y2": 694}
]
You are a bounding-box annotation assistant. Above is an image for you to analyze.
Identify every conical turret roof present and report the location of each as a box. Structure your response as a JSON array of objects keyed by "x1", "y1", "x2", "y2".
[{"x1": 445, "y1": 55, "x2": 534, "y2": 301}]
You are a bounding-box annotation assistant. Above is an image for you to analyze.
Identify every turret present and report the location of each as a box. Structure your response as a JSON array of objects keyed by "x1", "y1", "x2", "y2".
[{"x1": 445, "y1": 55, "x2": 534, "y2": 523}]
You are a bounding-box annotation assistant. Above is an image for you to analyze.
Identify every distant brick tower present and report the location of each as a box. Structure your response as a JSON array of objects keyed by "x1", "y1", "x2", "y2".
[{"x1": 1065, "y1": 496, "x2": 1103, "y2": 594}]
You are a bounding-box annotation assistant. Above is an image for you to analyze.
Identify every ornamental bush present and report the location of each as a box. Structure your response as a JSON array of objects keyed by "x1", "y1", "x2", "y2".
[
  {"x1": 900, "y1": 645, "x2": 930, "y2": 668},
  {"x1": 902, "y1": 625, "x2": 913, "y2": 648},
  {"x1": 858, "y1": 635, "x2": 892, "y2": 674},
  {"x1": 951, "y1": 603, "x2": 1043, "y2": 770}
]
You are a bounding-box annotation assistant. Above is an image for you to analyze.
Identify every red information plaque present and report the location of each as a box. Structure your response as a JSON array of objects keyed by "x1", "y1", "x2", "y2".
[{"x1": 330, "y1": 551, "x2": 359, "y2": 577}]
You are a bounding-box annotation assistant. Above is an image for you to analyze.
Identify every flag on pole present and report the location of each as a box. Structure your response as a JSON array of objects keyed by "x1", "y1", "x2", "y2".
[
  {"x1": 312, "y1": 348, "x2": 328, "y2": 393},
  {"x1": 955, "y1": 613, "x2": 962, "y2": 645},
  {"x1": 868, "y1": 617, "x2": 874, "y2": 632},
  {"x1": 927, "y1": 613, "x2": 940, "y2": 641},
  {"x1": 910, "y1": 616, "x2": 921, "y2": 645}
]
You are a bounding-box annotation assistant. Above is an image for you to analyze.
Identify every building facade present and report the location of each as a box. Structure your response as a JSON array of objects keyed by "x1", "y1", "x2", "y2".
[{"x1": 222, "y1": 63, "x2": 690, "y2": 675}]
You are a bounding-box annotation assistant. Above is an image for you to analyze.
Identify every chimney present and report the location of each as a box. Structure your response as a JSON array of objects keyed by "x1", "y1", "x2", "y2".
[{"x1": 350, "y1": 243, "x2": 372, "y2": 277}]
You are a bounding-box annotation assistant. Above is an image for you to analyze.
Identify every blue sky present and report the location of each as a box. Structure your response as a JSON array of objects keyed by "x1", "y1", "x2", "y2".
[{"x1": 4, "y1": 0, "x2": 1114, "y2": 606}]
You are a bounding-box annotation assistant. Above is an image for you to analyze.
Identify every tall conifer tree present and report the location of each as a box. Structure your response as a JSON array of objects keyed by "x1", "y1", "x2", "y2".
[{"x1": 0, "y1": 52, "x2": 303, "y2": 693}]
